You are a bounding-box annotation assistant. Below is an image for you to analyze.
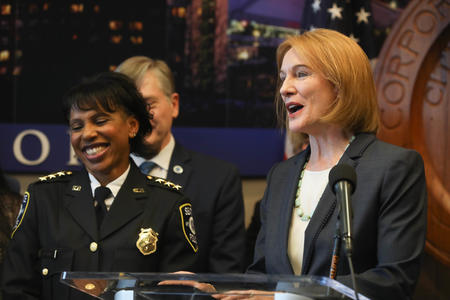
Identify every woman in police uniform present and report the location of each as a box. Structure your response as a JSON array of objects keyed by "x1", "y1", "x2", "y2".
[{"x1": 1, "y1": 72, "x2": 199, "y2": 300}]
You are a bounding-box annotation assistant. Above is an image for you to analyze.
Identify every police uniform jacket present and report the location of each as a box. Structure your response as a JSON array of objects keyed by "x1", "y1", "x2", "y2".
[
  {"x1": 248, "y1": 133, "x2": 427, "y2": 300},
  {"x1": 1, "y1": 161, "x2": 198, "y2": 300}
]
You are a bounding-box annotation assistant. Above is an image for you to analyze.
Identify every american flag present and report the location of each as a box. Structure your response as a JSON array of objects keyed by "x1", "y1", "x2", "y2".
[{"x1": 301, "y1": 0, "x2": 377, "y2": 59}]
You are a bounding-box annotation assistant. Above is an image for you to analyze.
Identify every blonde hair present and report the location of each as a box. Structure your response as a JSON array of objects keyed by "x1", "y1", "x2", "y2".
[
  {"x1": 275, "y1": 29, "x2": 379, "y2": 133},
  {"x1": 116, "y1": 56, "x2": 176, "y2": 102}
]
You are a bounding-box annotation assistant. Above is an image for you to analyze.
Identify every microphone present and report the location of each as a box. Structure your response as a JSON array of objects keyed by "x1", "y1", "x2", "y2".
[{"x1": 329, "y1": 164, "x2": 357, "y2": 256}]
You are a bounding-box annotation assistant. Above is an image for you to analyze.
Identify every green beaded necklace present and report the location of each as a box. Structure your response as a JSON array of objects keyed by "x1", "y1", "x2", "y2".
[
  {"x1": 294, "y1": 157, "x2": 311, "y2": 221},
  {"x1": 294, "y1": 135, "x2": 355, "y2": 222}
]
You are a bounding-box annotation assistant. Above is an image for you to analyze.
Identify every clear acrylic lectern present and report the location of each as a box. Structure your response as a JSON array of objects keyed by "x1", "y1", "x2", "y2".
[{"x1": 61, "y1": 272, "x2": 370, "y2": 300}]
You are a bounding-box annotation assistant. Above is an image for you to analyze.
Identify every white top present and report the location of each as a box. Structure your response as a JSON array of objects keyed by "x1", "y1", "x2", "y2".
[
  {"x1": 89, "y1": 164, "x2": 130, "y2": 211},
  {"x1": 130, "y1": 134, "x2": 175, "y2": 179},
  {"x1": 288, "y1": 167, "x2": 331, "y2": 275}
]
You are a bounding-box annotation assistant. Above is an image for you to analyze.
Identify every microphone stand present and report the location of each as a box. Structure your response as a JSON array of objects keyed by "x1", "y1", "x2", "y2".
[
  {"x1": 335, "y1": 181, "x2": 360, "y2": 300},
  {"x1": 329, "y1": 164, "x2": 361, "y2": 299},
  {"x1": 326, "y1": 221, "x2": 342, "y2": 298},
  {"x1": 329, "y1": 221, "x2": 341, "y2": 280}
]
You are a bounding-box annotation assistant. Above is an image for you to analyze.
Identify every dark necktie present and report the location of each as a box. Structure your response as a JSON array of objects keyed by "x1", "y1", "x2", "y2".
[
  {"x1": 139, "y1": 161, "x2": 157, "y2": 175},
  {"x1": 94, "y1": 186, "x2": 111, "y2": 229}
]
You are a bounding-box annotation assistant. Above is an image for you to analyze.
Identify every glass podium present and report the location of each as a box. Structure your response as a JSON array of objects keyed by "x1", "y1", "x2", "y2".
[{"x1": 60, "y1": 272, "x2": 370, "y2": 300}]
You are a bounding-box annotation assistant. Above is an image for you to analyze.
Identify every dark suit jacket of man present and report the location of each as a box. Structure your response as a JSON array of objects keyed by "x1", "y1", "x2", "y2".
[
  {"x1": 166, "y1": 142, "x2": 246, "y2": 273},
  {"x1": 248, "y1": 133, "x2": 427, "y2": 300},
  {"x1": 1, "y1": 161, "x2": 198, "y2": 300}
]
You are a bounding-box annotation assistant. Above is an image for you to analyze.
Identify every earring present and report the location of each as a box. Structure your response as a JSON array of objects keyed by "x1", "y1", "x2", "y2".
[{"x1": 131, "y1": 132, "x2": 137, "y2": 138}]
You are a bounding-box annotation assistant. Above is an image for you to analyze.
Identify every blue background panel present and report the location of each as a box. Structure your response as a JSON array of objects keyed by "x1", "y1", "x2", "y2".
[{"x1": 0, "y1": 124, "x2": 285, "y2": 177}]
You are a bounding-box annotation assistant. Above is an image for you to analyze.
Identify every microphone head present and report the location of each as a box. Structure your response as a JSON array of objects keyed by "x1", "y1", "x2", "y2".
[{"x1": 329, "y1": 164, "x2": 357, "y2": 194}]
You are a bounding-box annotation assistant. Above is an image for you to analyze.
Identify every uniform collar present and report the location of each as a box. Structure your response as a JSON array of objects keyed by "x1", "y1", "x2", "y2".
[{"x1": 88, "y1": 164, "x2": 131, "y2": 198}]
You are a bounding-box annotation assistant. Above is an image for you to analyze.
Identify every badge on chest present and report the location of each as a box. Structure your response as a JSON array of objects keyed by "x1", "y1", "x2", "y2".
[{"x1": 136, "y1": 228, "x2": 159, "y2": 255}]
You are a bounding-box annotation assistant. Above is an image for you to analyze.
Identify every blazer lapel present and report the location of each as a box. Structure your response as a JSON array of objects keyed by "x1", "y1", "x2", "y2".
[
  {"x1": 167, "y1": 142, "x2": 192, "y2": 190},
  {"x1": 64, "y1": 170, "x2": 98, "y2": 241},
  {"x1": 302, "y1": 180, "x2": 336, "y2": 274},
  {"x1": 343, "y1": 133, "x2": 376, "y2": 165},
  {"x1": 279, "y1": 150, "x2": 310, "y2": 274},
  {"x1": 100, "y1": 163, "x2": 147, "y2": 239},
  {"x1": 301, "y1": 133, "x2": 376, "y2": 274}
]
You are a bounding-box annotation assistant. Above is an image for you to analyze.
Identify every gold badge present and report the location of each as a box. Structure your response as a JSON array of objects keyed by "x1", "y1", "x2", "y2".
[{"x1": 136, "y1": 228, "x2": 159, "y2": 255}]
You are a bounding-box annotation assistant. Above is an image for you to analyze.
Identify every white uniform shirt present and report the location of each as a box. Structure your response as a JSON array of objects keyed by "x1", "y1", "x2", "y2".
[{"x1": 89, "y1": 164, "x2": 130, "y2": 211}]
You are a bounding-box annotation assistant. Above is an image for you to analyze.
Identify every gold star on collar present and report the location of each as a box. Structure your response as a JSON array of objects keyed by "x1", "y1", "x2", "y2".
[
  {"x1": 146, "y1": 176, "x2": 183, "y2": 191},
  {"x1": 39, "y1": 171, "x2": 73, "y2": 182},
  {"x1": 164, "y1": 181, "x2": 175, "y2": 188}
]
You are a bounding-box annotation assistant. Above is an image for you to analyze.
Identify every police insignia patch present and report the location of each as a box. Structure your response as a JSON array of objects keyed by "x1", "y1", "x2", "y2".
[
  {"x1": 179, "y1": 203, "x2": 198, "y2": 252},
  {"x1": 11, "y1": 192, "x2": 30, "y2": 238}
]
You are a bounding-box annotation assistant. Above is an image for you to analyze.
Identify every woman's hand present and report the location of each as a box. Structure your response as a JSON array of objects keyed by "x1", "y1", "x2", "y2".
[
  {"x1": 157, "y1": 271, "x2": 217, "y2": 293},
  {"x1": 158, "y1": 271, "x2": 273, "y2": 299}
]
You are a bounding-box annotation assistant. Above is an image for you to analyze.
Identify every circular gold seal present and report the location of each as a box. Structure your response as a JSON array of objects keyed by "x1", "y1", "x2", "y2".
[{"x1": 85, "y1": 283, "x2": 96, "y2": 290}]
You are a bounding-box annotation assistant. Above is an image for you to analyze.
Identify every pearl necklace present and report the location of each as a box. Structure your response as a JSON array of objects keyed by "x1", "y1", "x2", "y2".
[{"x1": 294, "y1": 135, "x2": 355, "y2": 222}]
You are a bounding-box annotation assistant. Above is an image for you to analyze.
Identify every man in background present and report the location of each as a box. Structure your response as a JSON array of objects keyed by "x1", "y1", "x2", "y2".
[{"x1": 116, "y1": 57, "x2": 246, "y2": 273}]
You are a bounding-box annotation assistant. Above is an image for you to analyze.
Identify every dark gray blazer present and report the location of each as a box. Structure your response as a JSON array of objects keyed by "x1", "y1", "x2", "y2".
[
  {"x1": 167, "y1": 142, "x2": 246, "y2": 273},
  {"x1": 248, "y1": 133, "x2": 427, "y2": 300}
]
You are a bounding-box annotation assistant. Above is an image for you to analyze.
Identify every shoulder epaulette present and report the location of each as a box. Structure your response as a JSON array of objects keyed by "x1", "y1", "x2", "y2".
[
  {"x1": 38, "y1": 171, "x2": 73, "y2": 182},
  {"x1": 146, "y1": 175, "x2": 182, "y2": 191}
]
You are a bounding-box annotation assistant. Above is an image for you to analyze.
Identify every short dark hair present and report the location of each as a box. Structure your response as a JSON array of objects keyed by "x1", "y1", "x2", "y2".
[{"x1": 62, "y1": 72, "x2": 152, "y2": 156}]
